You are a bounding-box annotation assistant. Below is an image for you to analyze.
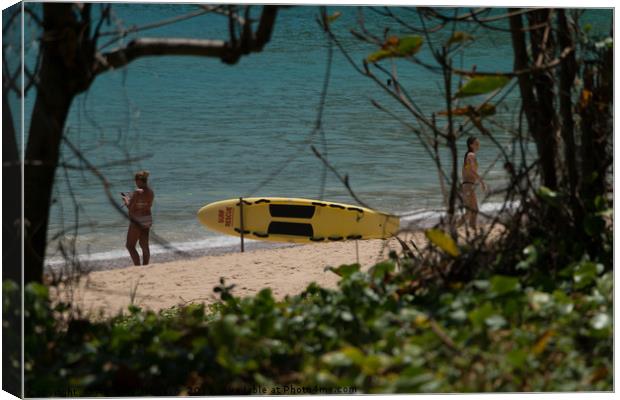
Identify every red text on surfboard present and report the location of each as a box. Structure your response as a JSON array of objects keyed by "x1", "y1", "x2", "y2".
[{"x1": 217, "y1": 207, "x2": 235, "y2": 227}]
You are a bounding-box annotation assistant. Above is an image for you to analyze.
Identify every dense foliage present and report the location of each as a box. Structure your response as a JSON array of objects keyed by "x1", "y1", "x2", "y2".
[{"x1": 6, "y1": 200, "x2": 611, "y2": 395}]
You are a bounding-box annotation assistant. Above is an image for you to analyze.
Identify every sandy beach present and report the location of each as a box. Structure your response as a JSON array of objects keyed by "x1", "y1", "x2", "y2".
[
  {"x1": 49, "y1": 224, "x2": 505, "y2": 319},
  {"x1": 49, "y1": 232, "x2": 425, "y2": 318}
]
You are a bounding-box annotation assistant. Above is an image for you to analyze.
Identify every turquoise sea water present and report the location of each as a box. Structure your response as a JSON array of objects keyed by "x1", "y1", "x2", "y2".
[{"x1": 15, "y1": 5, "x2": 611, "y2": 263}]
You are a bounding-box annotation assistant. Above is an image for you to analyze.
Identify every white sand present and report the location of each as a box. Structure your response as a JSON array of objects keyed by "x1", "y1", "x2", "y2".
[{"x1": 50, "y1": 225, "x2": 503, "y2": 319}]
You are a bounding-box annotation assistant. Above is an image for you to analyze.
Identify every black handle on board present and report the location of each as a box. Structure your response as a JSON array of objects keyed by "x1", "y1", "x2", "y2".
[{"x1": 239, "y1": 197, "x2": 245, "y2": 253}]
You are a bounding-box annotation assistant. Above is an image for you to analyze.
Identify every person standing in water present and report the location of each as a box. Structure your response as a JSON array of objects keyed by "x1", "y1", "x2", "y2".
[
  {"x1": 460, "y1": 137, "x2": 487, "y2": 230},
  {"x1": 122, "y1": 170, "x2": 154, "y2": 265}
]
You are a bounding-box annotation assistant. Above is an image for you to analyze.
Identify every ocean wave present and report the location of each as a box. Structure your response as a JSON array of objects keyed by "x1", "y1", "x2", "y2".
[
  {"x1": 45, "y1": 235, "x2": 259, "y2": 267},
  {"x1": 398, "y1": 200, "x2": 520, "y2": 229}
]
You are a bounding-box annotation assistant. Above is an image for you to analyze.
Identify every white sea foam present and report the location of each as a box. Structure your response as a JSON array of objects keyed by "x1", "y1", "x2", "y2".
[
  {"x1": 45, "y1": 235, "x2": 259, "y2": 267},
  {"x1": 398, "y1": 200, "x2": 520, "y2": 229}
]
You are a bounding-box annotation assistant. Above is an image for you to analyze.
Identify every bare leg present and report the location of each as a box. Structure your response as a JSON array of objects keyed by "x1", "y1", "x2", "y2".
[
  {"x1": 456, "y1": 188, "x2": 468, "y2": 229},
  {"x1": 139, "y1": 227, "x2": 150, "y2": 265},
  {"x1": 462, "y1": 185, "x2": 478, "y2": 231},
  {"x1": 126, "y1": 223, "x2": 141, "y2": 266},
  {"x1": 468, "y1": 191, "x2": 479, "y2": 230}
]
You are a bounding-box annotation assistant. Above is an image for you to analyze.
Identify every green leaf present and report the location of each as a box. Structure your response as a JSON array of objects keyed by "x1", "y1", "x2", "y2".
[
  {"x1": 446, "y1": 31, "x2": 474, "y2": 47},
  {"x1": 256, "y1": 287, "x2": 274, "y2": 302},
  {"x1": 485, "y1": 314, "x2": 507, "y2": 330},
  {"x1": 455, "y1": 75, "x2": 511, "y2": 98},
  {"x1": 594, "y1": 195, "x2": 607, "y2": 210},
  {"x1": 158, "y1": 329, "x2": 183, "y2": 343},
  {"x1": 449, "y1": 309, "x2": 467, "y2": 321},
  {"x1": 341, "y1": 346, "x2": 365, "y2": 365},
  {"x1": 322, "y1": 350, "x2": 353, "y2": 367},
  {"x1": 362, "y1": 353, "x2": 391, "y2": 375},
  {"x1": 340, "y1": 311, "x2": 354, "y2": 322},
  {"x1": 573, "y1": 261, "x2": 600, "y2": 289},
  {"x1": 367, "y1": 35, "x2": 423, "y2": 63},
  {"x1": 489, "y1": 275, "x2": 521, "y2": 296},
  {"x1": 537, "y1": 186, "x2": 560, "y2": 206},
  {"x1": 552, "y1": 290, "x2": 574, "y2": 315},
  {"x1": 324, "y1": 263, "x2": 360, "y2": 279},
  {"x1": 507, "y1": 349, "x2": 528, "y2": 369},
  {"x1": 516, "y1": 245, "x2": 538, "y2": 270},
  {"x1": 468, "y1": 302, "x2": 494, "y2": 329},
  {"x1": 127, "y1": 304, "x2": 142, "y2": 314},
  {"x1": 528, "y1": 291, "x2": 551, "y2": 312},
  {"x1": 596, "y1": 271, "x2": 613, "y2": 299},
  {"x1": 26, "y1": 283, "x2": 49, "y2": 299},
  {"x1": 425, "y1": 229, "x2": 460, "y2": 257},
  {"x1": 594, "y1": 37, "x2": 613, "y2": 49},
  {"x1": 191, "y1": 337, "x2": 209, "y2": 352},
  {"x1": 396, "y1": 36, "x2": 424, "y2": 56},
  {"x1": 472, "y1": 279, "x2": 490, "y2": 290},
  {"x1": 367, "y1": 49, "x2": 394, "y2": 63},
  {"x1": 369, "y1": 261, "x2": 395, "y2": 279}
]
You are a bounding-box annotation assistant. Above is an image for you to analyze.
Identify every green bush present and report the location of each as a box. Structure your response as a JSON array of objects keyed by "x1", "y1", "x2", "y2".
[{"x1": 17, "y1": 220, "x2": 612, "y2": 396}]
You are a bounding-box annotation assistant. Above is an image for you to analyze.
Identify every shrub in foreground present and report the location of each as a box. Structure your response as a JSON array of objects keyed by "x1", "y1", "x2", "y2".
[{"x1": 11, "y1": 223, "x2": 612, "y2": 396}]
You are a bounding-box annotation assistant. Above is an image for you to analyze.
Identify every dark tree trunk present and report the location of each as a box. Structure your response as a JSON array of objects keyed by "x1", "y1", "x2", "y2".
[
  {"x1": 527, "y1": 9, "x2": 558, "y2": 190},
  {"x1": 24, "y1": 93, "x2": 73, "y2": 284},
  {"x1": 579, "y1": 50, "x2": 612, "y2": 207},
  {"x1": 556, "y1": 10, "x2": 583, "y2": 227},
  {"x1": 3, "y1": 90, "x2": 21, "y2": 284},
  {"x1": 2, "y1": 85, "x2": 23, "y2": 400},
  {"x1": 441, "y1": 54, "x2": 458, "y2": 238},
  {"x1": 509, "y1": 11, "x2": 558, "y2": 191},
  {"x1": 3, "y1": 5, "x2": 24, "y2": 396},
  {"x1": 24, "y1": 3, "x2": 92, "y2": 283}
]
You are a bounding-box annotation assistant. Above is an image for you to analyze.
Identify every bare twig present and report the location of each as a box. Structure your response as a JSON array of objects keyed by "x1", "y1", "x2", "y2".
[
  {"x1": 310, "y1": 145, "x2": 374, "y2": 210},
  {"x1": 98, "y1": 7, "x2": 216, "y2": 43},
  {"x1": 429, "y1": 318, "x2": 462, "y2": 354},
  {"x1": 129, "y1": 277, "x2": 141, "y2": 305}
]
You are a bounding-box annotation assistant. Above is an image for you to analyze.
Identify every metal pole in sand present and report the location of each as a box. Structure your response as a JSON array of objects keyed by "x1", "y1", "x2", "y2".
[
  {"x1": 355, "y1": 240, "x2": 359, "y2": 264},
  {"x1": 239, "y1": 197, "x2": 245, "y2": 253}
]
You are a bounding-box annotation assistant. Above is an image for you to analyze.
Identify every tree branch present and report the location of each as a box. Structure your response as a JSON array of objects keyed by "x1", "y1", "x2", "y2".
[
  {"x1": 310, "y1": 145, "x2": 375, "y2": 210},
  {"x1": 94, "y1": 37, "x2": 229, "y2": 74},
  {"x1": 429, "y1": 318, "x2": 462, "y2": 354},
  {"x1": 93, "y1": 5, "x2": 278, "y2": 74},
  {"x1": 446, "y1": 46, "x2": 573, "y2": 78},
  {"x1": 198, "y1": 4, "x2": 248, "y2": 25},
  {"x1": 254, "y1": 5, "x2": 278, "y2": 51}
]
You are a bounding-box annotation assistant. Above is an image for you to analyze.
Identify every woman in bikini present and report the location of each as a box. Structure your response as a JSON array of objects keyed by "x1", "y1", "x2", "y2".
[
  {"x1": 461, "y1": 137, "x2": 487, "y2": 230},
  {"x1": 122, "y1": 170, "x2": 154, "y2": 265}
]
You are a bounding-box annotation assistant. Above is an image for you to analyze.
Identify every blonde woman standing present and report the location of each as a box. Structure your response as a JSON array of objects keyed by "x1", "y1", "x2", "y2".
[{"x1": 122, "y1": 171, "x2": 155, "y2": 265}]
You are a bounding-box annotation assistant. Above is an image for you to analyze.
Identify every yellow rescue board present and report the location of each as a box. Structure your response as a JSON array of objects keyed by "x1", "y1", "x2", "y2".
[{"x1": 196, "y1": 197, "x2": 400, "y2": 244}]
